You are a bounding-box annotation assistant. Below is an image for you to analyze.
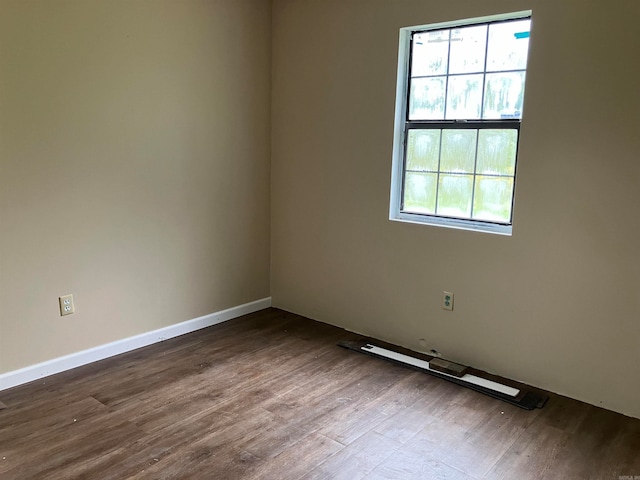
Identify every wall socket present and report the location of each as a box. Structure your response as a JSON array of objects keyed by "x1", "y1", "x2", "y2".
[
  {"x1": 442, "y1": 291, "x2": 454, "y2": 311},
  {"x1": 59, "y1": 294, "x2": 75, "y2": 316}
]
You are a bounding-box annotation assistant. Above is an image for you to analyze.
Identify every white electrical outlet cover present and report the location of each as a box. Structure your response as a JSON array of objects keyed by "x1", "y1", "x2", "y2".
[
  {"x1": 59, "y1": 294, "x2": 75, "y2": 316},
  {"x1": 443, "y1": 291, "x2": 454, "y2": 311}
]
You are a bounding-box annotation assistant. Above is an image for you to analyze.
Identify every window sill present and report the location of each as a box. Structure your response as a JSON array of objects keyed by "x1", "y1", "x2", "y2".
[{"x1": 390, "y1": 211, "x2": 512, "y2": 236}]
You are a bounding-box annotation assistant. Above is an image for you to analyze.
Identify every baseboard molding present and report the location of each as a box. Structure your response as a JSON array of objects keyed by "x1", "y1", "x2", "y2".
[{"x1": 0, "y1": 297, "x2": 272, "y2": 392}]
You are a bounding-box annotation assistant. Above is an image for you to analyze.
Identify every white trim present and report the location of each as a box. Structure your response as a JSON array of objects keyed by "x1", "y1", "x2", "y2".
[
  {"x1": 363, "y1": 344, "x2": 520, "y2": 397},
  {"x1": 408, "y1": 10, "x2": 531, "y2": 32},
  {"x1": 388, "y1": 27, "x2": 412, "y2": 220},
  {"x1": 0, "y1": 297, "x2": 272, "y2": 392},
  {"x1": 391, "y1": 214, "x2": 512, "y2": 236}
]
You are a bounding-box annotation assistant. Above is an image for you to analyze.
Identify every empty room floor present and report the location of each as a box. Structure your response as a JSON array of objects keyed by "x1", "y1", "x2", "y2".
[{"x1": 1, "y1": 308, "x2": 639, "y2": 479}]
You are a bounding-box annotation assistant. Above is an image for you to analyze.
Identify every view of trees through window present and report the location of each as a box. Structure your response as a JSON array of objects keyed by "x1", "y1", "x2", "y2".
[{"x1": 401, "y1": 17, "x2": 531, "y2": 225}]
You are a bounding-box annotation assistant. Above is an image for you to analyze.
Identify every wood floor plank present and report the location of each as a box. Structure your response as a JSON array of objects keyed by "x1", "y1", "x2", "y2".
[
  {"x1": 316, "y1": 371, "x2": 439, "y2": 446},
  {"x1": 301, "y1": 431, "x2": 402, "y2": 480},
  {"x1": 483, "y1": 423, "x2": 570, "y2": 480},
  {"x1": 79, "y1": 409, "x2": 257, "y2": 480},
  {"x1": 0, "y1": 396, "x2": 106, "y2": 446},
  {"x1": 1, "y1": 411, "x2": 145, "y2": 480},
  {"x1": 371, "y1": 376, "x2": 463, "y2": 446},
  {"x1": 369, "y1": 445, "x2": 480, "y2": 480},
  {"x1": 243, "y1": 432, "x2": 344, "y2": 480},
  {"x1": 1, "y1": 307, "x2": 639, "y2": 479},
  {"x1": 539, "y1": 404, "x2": 640, "y2": 480}
]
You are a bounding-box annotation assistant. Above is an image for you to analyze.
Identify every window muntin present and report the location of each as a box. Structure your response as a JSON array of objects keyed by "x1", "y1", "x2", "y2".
[
  {"x1": 404, "y1": 127, "x2": 518, "y2": 223},
  {"x1": 408, "y1": 18, "x2": 530, "y2": 122},
  {"x1": 391, "y1": 13, "x2": 531, "y2": 234}
]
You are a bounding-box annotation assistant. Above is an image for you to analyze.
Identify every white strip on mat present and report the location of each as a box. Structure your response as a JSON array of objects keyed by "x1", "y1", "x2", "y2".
[{"x1": 362, "y1": 344, "x2": 520, "y2": 398}]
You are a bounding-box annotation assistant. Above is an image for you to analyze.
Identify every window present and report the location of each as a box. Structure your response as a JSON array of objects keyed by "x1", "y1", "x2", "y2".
[{"x1": 390, "y1": 12, "x2": 532, "y2": 235}]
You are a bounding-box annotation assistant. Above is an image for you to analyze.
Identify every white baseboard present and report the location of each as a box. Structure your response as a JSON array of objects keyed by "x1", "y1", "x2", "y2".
[{"x1": 0, "y1": 297, "x2": 272, "y2": 392}]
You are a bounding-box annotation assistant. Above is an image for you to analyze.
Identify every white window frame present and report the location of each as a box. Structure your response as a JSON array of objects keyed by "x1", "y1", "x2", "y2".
[{"x1": 389, "y1": 11, "x2": 532, "y2": 236}]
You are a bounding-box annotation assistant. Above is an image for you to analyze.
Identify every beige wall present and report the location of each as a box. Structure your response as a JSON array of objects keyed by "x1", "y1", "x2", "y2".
[
  {"x1": 0, "y1": 0, "x2": 271, "y2": 373},
  {"x1": 271, "y1": 0, "x2": 640, "y2": 418},
  {"x1": 2, "y1": 0, "x2": 639, "y2": 420}
]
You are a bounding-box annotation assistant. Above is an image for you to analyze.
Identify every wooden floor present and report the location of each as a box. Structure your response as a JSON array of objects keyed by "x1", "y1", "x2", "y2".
[{"x1": 1, "y1": 308, "x2": 639, "y2": 479}]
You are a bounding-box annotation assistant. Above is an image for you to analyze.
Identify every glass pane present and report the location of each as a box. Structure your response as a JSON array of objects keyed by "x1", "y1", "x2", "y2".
[
  {"x1": 412, "y1": 30, "x2": 450, "y2": 77},
  {"x1": 436, "y1": 174, "x2": 473, "y2": 218},
  {"x1": 406, "y1": 130, "x2": 441, "y2": 172},
  {"x1": 448, "y1": 25, "x2": 487, "y2": 74},
  {"x1": 482, "y1": 71, "x2": 526, "y2": 119},
  {"x1": 476, "y1": 129, "x2": 518, "y2": 175},
  {"x1": 409, "y1": 77, "x2": 446, "y2": 120},
  {"x1": 486, "y1": 19, "x2": 531, "y2": 72},
  {"x1": 472, "y1": 176, "x2": 514, "y2": 223},
  {"x1": 445, "y1": 74, "x2": 483, "y2": 119},
  {"x1": 440, "y1": 130, "x2": 477, "y2": 173},
  {"x1": 403, "y1": 172, "x2": 438, "y2": 214}
]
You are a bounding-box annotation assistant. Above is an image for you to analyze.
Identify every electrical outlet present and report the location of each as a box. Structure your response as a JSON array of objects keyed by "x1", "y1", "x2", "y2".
[
  {"x1": 59, "y1": 294, "x2": 75, "y2": 316},
  {"x1": 442, "y1": 291, "x2": 454, "y2": 311}
]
